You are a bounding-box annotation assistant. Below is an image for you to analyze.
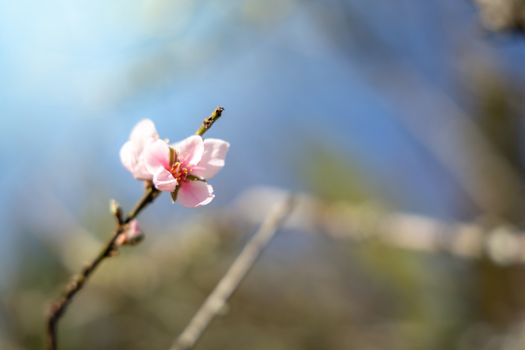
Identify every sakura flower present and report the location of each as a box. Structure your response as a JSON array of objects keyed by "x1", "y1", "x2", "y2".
[
  {"x1": 143, "y1": 135, "x2": 230, "y2": 207},
  {"x1": 120, "y1": 119, "x2": 160, "y2": 180}
]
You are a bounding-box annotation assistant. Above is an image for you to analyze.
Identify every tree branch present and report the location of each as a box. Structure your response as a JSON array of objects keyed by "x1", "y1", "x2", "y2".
[
  {"x1": 195, "y1": 106, "x2": 224, "y2": 137},
  {"x1": 236, "y1": 188, "x2": 525, "y2": 266},
  {"x1": 170, "y1": 195, "x2": 294, "y2": 350},
  {"x1": 45, "y1": 185, "x2": 159, "y2": 350},
  {"x1": 45, "y1": 106, "x2": 224, "y2": 350}
]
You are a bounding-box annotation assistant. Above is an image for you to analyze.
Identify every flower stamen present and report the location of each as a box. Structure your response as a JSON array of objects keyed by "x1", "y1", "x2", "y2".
[{"x1": 170, "y1": 161, "x2": 191, "y2": 183}]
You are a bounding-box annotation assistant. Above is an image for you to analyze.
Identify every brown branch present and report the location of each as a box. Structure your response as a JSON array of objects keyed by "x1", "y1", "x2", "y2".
[
  {"x1": 170, "y1": 195, "x2": 295, "y2": 350},
  {"x1": 45, "y1": 185, "x2": 160, "y2": 350},
  {"x1": 45, "y1": 106, "x2": 224, "y2": 350},
  {"x1": 195, "y1": 106, "x2": 224, "y2": 136}
]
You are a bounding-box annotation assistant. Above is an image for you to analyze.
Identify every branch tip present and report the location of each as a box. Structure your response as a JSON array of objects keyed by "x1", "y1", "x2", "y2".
[{"x1": 196, "y1": 106, "x2": 225, "y2": 136}]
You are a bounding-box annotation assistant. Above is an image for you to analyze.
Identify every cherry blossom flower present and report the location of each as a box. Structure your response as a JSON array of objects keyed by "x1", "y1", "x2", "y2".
[
  {"x1": 143, "y1": 135, "x2": 230, "y2": 207},
  {"x1": 120, "y1": 119, "x2": 160, "y2": 180}
]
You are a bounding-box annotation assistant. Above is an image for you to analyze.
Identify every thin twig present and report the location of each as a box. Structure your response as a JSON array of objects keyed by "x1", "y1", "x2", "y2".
[
  {"x1": 45, "y1": 106, "x2": 224, "y2": 350},
  {"x1": 195, "y1": 106, "x2": 224, "y2": 136},
  {"x1": 170, "y1": 195, "x2": 295, "y2": 350},
  {"x1": 45, "y1": 185, "x2": 159, "y2": 350}
]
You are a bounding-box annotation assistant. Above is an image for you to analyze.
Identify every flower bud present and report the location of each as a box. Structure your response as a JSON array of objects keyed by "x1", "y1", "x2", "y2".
[{"x1": 115, "y1": 220, "x2": 144, "y2": 247}]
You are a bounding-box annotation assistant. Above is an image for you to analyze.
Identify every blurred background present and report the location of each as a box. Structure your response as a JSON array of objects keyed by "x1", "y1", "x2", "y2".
[{"x1": 2, "y1": 0, "x2": 525, "y2": 349}]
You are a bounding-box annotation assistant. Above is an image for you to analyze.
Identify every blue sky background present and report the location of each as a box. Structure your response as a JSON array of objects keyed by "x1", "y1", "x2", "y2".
[{"x1": 1, "y1": 0, "x2": 525, "y2": 286}]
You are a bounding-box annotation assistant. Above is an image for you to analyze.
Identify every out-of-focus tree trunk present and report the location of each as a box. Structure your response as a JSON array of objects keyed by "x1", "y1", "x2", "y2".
[
  {"x1": 475, "y1": 0, "x2": 525, "y2": 33},
  {"x1": 468, "y1": 73, "x2": 525, "y2": 335}
]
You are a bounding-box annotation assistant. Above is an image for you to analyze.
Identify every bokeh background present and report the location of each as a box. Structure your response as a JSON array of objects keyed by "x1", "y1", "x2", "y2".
[{"x1": 2, "y1": 0, "x2": 525, "y2": 349}]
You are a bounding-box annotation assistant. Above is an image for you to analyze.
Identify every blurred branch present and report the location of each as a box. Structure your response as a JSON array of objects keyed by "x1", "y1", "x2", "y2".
[
  {"x1": 237, "y1": 188, "x2": 525, "y2": 266},
  {"x1": 170, "y1": 195, "x2": 295, "y2": 350},
  {"x1": 45, "y1": 107, "x2": 224, "y2": 350},
  {"x1": 474, "y1": 0, "x2": 525, "y2": 34},
  {"x1": 386, "y1": 68, "x2": 525, "y2": 221},
  {"x1": 309, "y1": 0, "x2": 525, "y2": 221}
]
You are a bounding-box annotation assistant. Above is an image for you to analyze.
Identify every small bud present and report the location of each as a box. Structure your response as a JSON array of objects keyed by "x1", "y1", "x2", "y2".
[
  {"x1": 109, "y1": 199, "x2": 122, "y2": 219},
  {"x1": 115, "y1": 220, "x2": 144, "y2": 247}
]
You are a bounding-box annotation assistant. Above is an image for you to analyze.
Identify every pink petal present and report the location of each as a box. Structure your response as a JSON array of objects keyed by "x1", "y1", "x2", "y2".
[
  {"x1": 120, "y1": 141, "x2": 152, "y2": 180},
  {"x1": 192, "y1": 138, "x2": 230, "y2": 179},
  {"x1": 133, "y1": 164, "x2": 154, "y2": 180},
  {"x1": 178, "y1": 181, "x2": 214, "y2": 207},
  {"x1": 152, "y1": 168, "x2": 178, "y2": 192},
  {"x1": 129, "y1": 119, "x2": 159, "y2": 148},
  {"x1": 120, "y1": 141, "x2": 138, "y2": 173},
  {"x1": 174, "y1": 135, "x2": 204, "y2": 167},
  {"x1": 121, "y1": 119, "x2": 160, "y2": 180},
  {"x1": 144, "y1": 139, "x2": 171, "y2": 174}
]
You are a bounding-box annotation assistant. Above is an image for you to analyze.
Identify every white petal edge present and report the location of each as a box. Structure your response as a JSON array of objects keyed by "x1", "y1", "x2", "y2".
[
  {"x1": 192, "y1": 138, "x2": 230, "y2": 179},
  {"x1": 174, "y1": 135, "x2": 204, "y2": 167}
]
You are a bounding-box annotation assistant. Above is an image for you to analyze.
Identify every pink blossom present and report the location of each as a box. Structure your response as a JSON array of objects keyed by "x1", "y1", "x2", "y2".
[
  {"x1": 120, "y1": 119, "x2": 160, "y2": 180},
  {"x1": 143, "y1": 135, "x2": 230, "y2": 207}
]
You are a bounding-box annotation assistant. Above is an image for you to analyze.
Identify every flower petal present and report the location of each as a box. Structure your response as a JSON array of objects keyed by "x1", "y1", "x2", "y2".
[
  {"x1": 178, "y1": 181, "x2": 214, "y2": 207},
  {"x1": 130, "y1": 119, "x2": 159, "y2": 148},
  {"x1": 133, "y1": 164, "x2": 154, "y2": 180},
  {"x1": 192, "y1": 138, "x2": 230, "y2": 179},
  {"x1": 144, "y1": 139, "x2": 171, "y2": 174},
  {"x1": 120, "y1": 141, "x2": 152, "y2": 180},
  {"x1": 121, "y1": 119, "x2": 160, "y2": 180},
  {"x1": 152, "y1": 168, "x2": 178, "y2": 192},
  {"x1": 120, "y1": 141, "x2": 138, "y2": 173},
  {"x1": 174, "y1": 135, "x2": 204, "y2": 167}
]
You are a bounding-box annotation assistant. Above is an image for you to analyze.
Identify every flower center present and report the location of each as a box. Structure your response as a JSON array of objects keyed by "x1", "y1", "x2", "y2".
[{"x1": 170, "y1": 161, "x2": 191, "y2": 183}]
